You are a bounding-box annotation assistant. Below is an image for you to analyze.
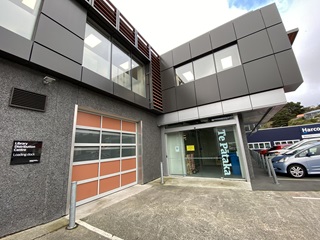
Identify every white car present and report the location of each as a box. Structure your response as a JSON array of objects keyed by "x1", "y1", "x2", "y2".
[{"x1": 267, "y1": 138, "x2": 320, "y2": 157}]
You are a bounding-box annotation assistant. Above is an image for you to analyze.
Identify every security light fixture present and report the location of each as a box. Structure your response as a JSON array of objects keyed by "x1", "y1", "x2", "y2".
[
  {"x1": 43, "y1": 76, "x2": 56, "y2": 85},
  {"x1": 84, "y1": 34, "x2": 101, "y2": 48}
]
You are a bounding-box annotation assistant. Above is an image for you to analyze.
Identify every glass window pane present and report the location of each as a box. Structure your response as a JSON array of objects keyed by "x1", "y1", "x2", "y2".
[
  {"x1": 112, "y1": 44, "x2": 131, "y2": 90},
  {"x1": 83, "y1": 24, "x2": 111, "y2": 79},
  {"x1": 248, "y1": 144, "x2": 253, "y2": 149},
  {"x1": 259, "y1": 143, "x2": 264, "y2": 148},
  {"x1": 265, "y1": 143, "x2": 271, "y2": 148},
  {"x1": 75, "y1": 129, "x2": 100, "y2": 143},
  {"x1": 193, "y1": 55, "x2": 215, "y2": 80},
  {"x1": 214, "y1": 45, "x2": 241, "y2": 72},
  {"x1": 132, "y1": 59, "x2": 146, "y2": 97},
  {"x1": 101, "y1": 146, "x2": 120, "y2": 159},
  {"x1": 122, "y1": 133, "x2": 136, "y2": 144},
  {"x1": 101, "y1": 131, "x2": 120, "y2": 144},
  {"x1": 0, "y1": 0, "x2": 42, "y2": 39},
  {"x1": 74, "y1": 146, "x2": 99, "y2": 162},
  {"x1": 175, "y1": 63, "x2": 194, "y2": 86},
  {"x1": 254, "y1": 143, "x2": 259, "y2": 149},
  {"x1": 122, "y1": 146, "x2": 136, "y2": 157}
]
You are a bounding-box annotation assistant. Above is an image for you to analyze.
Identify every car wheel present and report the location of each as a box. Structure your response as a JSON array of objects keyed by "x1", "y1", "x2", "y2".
[{"x1": 287, "y1": 164, "x2": 306, "y2": 178}]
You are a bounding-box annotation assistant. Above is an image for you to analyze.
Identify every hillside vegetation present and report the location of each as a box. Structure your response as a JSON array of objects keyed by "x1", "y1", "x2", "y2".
[{"x1": 262, "y1": 102, "x2": 320, "y2": 128}]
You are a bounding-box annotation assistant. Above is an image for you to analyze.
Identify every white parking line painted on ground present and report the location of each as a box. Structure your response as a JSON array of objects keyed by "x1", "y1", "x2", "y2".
[
  {"x1": 292, "y1": 197, "x2": 320, "y2": 200},
  {"x1": 77, "y1": 219, "x2": 123, "y2": 240}
]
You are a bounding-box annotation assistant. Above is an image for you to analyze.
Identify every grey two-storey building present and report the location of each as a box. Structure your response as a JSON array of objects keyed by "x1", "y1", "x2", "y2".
[{"x1": 0, "y1": 0, "x2": 302, "y2": 237}]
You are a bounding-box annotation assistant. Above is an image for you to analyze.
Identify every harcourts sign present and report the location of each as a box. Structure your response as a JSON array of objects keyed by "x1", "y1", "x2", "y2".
[{"x1": 301, "y1": 126, "x2": 320, "y2": 139}]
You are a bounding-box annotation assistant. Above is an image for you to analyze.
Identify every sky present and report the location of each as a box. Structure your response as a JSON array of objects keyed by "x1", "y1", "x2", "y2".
[{"x1": 111, "y1": 0, "x2": 320, "y2": 107}]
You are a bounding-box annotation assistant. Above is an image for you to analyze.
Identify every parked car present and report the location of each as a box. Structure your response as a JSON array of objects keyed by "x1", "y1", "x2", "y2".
[
  {"x1": 260, "y1": 144, "x2": 290, "y2": 156},
  {"x1": 271, "y1": 143, "x2": 317, "y2": 163},
  {"x1": 272, "y1": 142, "x2": 320, "y2": 178},
  {"x1": 267, "y1": 138, "x2": 320, "y2": 157}
]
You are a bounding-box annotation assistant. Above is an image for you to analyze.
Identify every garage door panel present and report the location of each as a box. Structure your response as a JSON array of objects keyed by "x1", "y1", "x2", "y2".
[
  {"x1": 121, "y1": 171, "x2": 136, "y2": 186},
  {"x1": 102, "y1": 117, "x2": 121, "y2": 130},
  {"x1": 74, "y1": 111, "x2": 137, "y2": 204},
  {"x1": 72, "y1": 163, "x2": 99, "y2": 181},
  {"x1": 122, "y1": 158, "x2": 136, "y2": 171},
  {"x1": 77, "y1": 112, "x2": 101, "y2": 128},
  {"x1": 122, "y1": 121, "x2": 136, "y2": 132},
  {"x1": 99, "y1": 175, "x2": 120, "y2": 194},
  {"x1": 100, "y1": 160, "x2": 120, "y2": 176},
  {"x1": 76, "y1": 181, "x2": 98, "y2": 202}
]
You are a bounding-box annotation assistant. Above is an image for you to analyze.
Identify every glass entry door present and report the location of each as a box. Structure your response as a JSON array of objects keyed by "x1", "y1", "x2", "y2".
[
  {"x1": 167, "y1": 132, "x2": 186, "y2": 175},
  {"x1": 166, "y1": 125, "x2": 242, "y2": 179}
]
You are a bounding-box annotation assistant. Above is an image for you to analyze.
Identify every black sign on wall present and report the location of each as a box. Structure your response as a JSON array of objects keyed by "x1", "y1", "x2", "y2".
[{"x1": 11, "y1": 141, "x2": 43, "y2": 165}]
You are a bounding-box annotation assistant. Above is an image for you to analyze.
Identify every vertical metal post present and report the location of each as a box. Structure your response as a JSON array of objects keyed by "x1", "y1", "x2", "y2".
[
  {"x1": 67, "y1": 181, "x2": 78, "y2": 230},
  {"x1": 266, "y1": 157, "x2": 279, "y2": 184},
  {"x1": 265, "y1": 155, "x2": 272, "y2": 177},
  {"x1": 160, "y1": 162, "x2": 164, "y2": 184}
]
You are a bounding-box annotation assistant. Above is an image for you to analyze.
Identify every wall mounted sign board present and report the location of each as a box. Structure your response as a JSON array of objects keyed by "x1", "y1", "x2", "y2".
[{"x1": 11, "y1": 141, "x2": 43, "y2": 165}]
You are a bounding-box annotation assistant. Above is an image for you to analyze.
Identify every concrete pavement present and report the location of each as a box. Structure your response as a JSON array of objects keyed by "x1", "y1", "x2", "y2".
[{"x1": 3, "y1": 177, "x2": 320, "y2": 240}]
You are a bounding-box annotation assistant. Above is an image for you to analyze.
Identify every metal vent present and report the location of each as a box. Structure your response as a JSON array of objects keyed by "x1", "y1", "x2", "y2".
[
  {"x1": 150, "y1": 49, "x2": 163, "y2": 112},
  {"x1": 9, "y1": 88, "x2": 47, "y2": 112}
]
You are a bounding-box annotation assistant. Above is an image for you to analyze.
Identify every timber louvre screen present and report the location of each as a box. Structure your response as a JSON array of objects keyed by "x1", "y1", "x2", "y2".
[{"x1": 72, "y1": 111, "x2": 137, "y2": 205}]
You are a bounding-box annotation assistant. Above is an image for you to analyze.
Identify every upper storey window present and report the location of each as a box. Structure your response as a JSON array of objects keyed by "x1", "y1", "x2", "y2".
[
  {"x1": 82, "y1": 24, "x2": 146, "y2": 98},
  {"x1": 112, "y1": 44, "x2": 131, "y2": 91},
  {"x1": 83, "y1": 24, "x2": 111, "y2": 79},
  {"x1": 132, "y1": 58, "x2": 146, "y2": 97},
  {"x1": 111, "y1": 43, "x2": 146, "y2": 97},
  {"x1": 214, "y1": 45, "x2": 241, "y2": 72},
  {"x1": 0, "y1": 0, "x2": 42, "y2": 39},
  {"x1": 175, "y1": 44, "x2": 241, "y2": 86}
]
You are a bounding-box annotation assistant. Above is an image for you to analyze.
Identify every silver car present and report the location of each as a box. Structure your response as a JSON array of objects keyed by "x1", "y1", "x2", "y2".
[{"x1": 273, "y1": 142, "x2": 320, "y2": 178}]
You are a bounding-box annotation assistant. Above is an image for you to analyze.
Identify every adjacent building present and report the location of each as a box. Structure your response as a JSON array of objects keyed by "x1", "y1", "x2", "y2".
[{"x1": 0, "y1": 0, "x2": 303, "y2": 237}]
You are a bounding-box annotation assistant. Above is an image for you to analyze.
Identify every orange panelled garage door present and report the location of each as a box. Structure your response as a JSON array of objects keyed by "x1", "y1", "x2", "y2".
[{"x1": 72, "y1": 111, "x2": 137, "y2": 205}]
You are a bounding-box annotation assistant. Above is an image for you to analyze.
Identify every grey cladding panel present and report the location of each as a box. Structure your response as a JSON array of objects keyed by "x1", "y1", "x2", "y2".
[
  {"x1": 0, "y1": 26, "x2": 32, "y2": 60},
  {"x1": 260, "y1": 3, "x2": 282, "y2": 28},
  {"x1": 244, "y1": 55, "x2": 283, "y2": 94},
  {"x1": 82, "y1": 67, "x2": 113, "y2": 94},
  {"x1": 233, "y1": 10, "x2": 265, "y2": 39},
  {"x1": 35, "y1": 14, "x2": 84, "y2": 64},
  {"x1": 238, "y1": 30, "x2": 273, "y2": 63},
  {"x1": 134, "y1": 93, "x2": 149, "y2": 108},
  {"x1": 210, "y1": 22, "x2": 236, "y2": 50},
  {"x1": 190, "y1": 33, "x2": 212, "y2": 58},
  {"x1": 30, "y1": 43, "x2": 82, "y2": 80},
  {"x1": 176, "y1": 82, "x2": 197, "y2": 110},
  {"x1": 195, "y1": 75, "x2": 221, "y2": 105},
  {"x1": 217, "y1": 66, "x2": 249, "y2": 100},
  {"x1": 42, "y1": 0, "x2": 86, "y2": 38},
  {"x1": 161, "y1": 68, "x2": 175, "y2": 90},
  {"x1": 113, "y1": 84, "x2": 134, "y2": 102},
  {"x1": 162, "y1": 88, "x2": 177, "y2": 112},
  {"x1": 160, "y1": 51, "x2": 173, "y2": 71},
  {"x1": 172, "y1": 43, "x2": 191, "y2": 66},
  {"x1": 275, "y1": 49, "x2": 303, "y2": 92},
  {"x1": 267, "y1": 23, "x2": 291, "y2": 53}
]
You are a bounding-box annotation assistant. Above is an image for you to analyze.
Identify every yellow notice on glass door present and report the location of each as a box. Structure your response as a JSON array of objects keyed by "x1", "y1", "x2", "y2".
[{"x1": 186, "y1": 145, "x2": 195, "y2": 151}]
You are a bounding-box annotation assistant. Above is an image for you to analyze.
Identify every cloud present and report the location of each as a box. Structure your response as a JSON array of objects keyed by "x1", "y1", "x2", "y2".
[{"x1": 228, "y1": 0, "x2": 270, "y2": 10}]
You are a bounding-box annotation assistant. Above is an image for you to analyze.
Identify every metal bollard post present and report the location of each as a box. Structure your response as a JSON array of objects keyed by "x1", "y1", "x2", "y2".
[
  {"x1": 160, "y1": 162, "x2": 164, "y2": 184},
  {"x1": 67, "y1": 181, "x2": 78, "y2": 230},
  {"x1": 266, "y1": 157, "x2": 279, "y2": 184}
]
